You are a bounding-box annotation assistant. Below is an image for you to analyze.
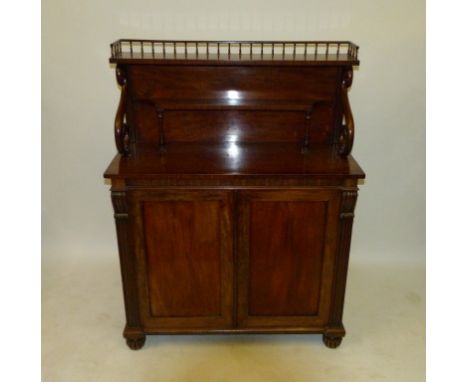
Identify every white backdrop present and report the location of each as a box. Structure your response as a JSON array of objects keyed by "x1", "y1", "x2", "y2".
[{"x1": 42, "y1": 0, "x2": 425, "y2": 264}]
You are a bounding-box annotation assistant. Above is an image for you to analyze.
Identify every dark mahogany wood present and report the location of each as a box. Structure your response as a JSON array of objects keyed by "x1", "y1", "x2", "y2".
[
  {"x1": 237, "y1": 190, "x2": 340, "y2": 329},
  {"x1": 105, "y1": 39, "x2": 364, "y2": 350},
  {"x1": 143, "y1": 200, "x2": 222, "y2": 317},
  {"x1": 130, "y1": 190, "x2": 234, "y2": 330}
]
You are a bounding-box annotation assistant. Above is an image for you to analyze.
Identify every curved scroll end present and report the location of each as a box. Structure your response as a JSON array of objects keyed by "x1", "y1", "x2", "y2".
[
  {"x1": 115, "y1": 65, "x2": 126, "y2": 87},
  {"x1": 338, "y1": 67, "x2": 355, "y2": 157},
  {"x1": 114, "y1": 65, "x2": 130, "y2": 155}
]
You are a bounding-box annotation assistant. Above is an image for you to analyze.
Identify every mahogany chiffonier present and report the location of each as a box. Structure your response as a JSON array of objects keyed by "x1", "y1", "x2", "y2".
[{"x1": 104, "y1": 40, "x2": 365, "y2": 350}]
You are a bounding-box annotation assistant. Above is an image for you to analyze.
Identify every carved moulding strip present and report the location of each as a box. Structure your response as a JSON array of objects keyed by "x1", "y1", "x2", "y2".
[
  {"x1": 125, "y1": 177, "x2": 345, "y2": 188},
  {"x1": 114, "y1": 65, "x2": 130, "y2": 155},
  {"x1": 337, "y1": 67, "x2": 355, "y2": 156}
]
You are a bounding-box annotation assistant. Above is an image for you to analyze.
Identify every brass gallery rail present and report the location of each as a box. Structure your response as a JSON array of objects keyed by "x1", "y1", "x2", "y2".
[{"x1": 110, "y1": 39, "x2": 359, "y2": 62}]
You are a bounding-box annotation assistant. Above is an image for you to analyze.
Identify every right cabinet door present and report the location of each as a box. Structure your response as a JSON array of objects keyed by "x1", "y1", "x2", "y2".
[{"x1": 237, "y1": 189, "x2": 341, "y2": 329}]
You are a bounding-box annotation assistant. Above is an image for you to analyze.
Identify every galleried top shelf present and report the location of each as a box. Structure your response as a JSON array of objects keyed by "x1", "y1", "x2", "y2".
[{"x1": 110, "y1": 39, "x2": 359, "y2": 65}]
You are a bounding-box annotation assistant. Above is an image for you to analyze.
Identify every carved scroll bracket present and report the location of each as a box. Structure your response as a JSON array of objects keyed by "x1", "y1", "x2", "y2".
[
  {"x1": 115, "y1": 65, "x2": 130, "y2": 155},
  {"x1": 339, "y1": 190, "x2": 358, "y2": 219},
  {"x1": 337, "y1": 67, "x2": 355, "y2": 157}
]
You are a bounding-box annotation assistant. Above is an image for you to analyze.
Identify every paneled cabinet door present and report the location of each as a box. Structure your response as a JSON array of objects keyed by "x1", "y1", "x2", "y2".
[
  {"x1": 130, "y1": 190, "x2": 234, "y2": 330},
  {"x1": 237, "y1": 189, "x2": 341, "y2": 329}
]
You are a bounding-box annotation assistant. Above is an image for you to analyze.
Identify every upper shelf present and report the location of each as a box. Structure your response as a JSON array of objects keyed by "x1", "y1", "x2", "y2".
[{"x1": 109, "y1": 39, "x2": 359, "y2": 66}]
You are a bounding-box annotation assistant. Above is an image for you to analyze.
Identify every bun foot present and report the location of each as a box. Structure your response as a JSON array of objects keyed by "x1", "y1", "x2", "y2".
[
  {"x1": 322, "y1": 333, "x2": 343, "y2": 349},
  {"x1": 126, "y1": 335, "x2": 146, "y2": 350},
  {"x1": 123, "y1": 325, "x2": 146, "y2": 350}
]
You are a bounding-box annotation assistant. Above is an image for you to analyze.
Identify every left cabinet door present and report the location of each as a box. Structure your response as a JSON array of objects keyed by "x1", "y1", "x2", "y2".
[{"x1": 129, "y1": 190, "x2": 234, "y2": 331}]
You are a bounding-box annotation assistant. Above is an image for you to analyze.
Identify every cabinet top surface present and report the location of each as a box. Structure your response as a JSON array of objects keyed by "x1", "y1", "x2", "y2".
[
  {"x1": 104, "y1": 143, "x2": 365, "y2": 179},
  {"x1": 110, "y1": 39, "x2": 359, "y2": 66}
]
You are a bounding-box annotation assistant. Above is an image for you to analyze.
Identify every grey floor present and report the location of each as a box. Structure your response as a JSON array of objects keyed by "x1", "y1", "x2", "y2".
[{"x1": 42, "y1": 255, "x2": 425, "y2": 381}]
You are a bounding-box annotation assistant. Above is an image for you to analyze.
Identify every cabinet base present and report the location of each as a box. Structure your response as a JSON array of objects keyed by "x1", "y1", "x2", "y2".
[{"x1": 123, "y1": 325, "x2": 346, "y2": 350}]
